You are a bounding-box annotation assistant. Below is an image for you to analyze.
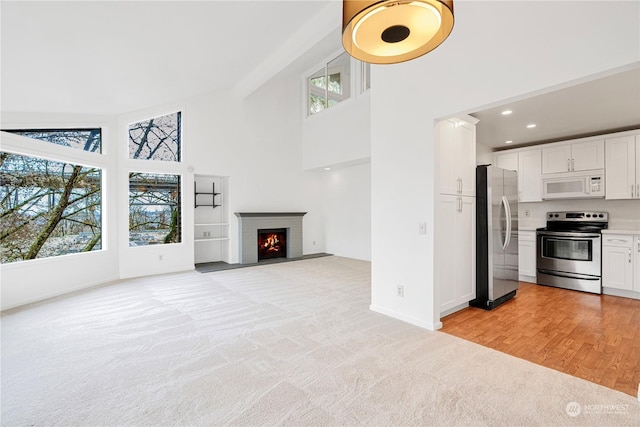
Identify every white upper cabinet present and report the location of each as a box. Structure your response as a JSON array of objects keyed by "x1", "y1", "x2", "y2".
[
  {"x1": 542, "y1": 139, "x2": 604, "y2": 173},
  {"x1": 436, "y1": 117, "x2": 478, "y2": 197},
  {"x1": 518, "y1": 149, "x2": 542, "y2": 202},
  {"x1": 605, "y1": 135, "x2": 640, "y2": 200},
  {"x1": 495, "y1": 152, "x2": 518, "y2": 172}
]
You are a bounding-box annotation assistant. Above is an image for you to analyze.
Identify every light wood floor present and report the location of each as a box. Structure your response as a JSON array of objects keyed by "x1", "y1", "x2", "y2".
[{"x1": 441, "y1": 282, "x2": 640, "y2": 397}]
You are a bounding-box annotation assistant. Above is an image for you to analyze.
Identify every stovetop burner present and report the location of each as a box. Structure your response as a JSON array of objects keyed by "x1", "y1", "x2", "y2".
[{"x1": 539, "y1": 211, "x2": 608, "y2": 233}]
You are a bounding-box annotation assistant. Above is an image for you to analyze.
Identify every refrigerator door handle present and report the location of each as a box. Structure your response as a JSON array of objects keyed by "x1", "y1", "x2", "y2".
[{"x1": 502, "y1": 195, "x2": 511, "y2": 250}]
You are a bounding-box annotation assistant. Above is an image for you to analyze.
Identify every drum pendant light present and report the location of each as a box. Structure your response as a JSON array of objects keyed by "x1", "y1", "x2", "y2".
[{"x1": 342, "y1": 0, "x2": 454, "y2": 64}]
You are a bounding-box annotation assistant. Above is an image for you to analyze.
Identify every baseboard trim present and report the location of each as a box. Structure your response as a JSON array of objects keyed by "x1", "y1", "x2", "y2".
[{"x1": 369, "y1": 304, "x2": 441, "y2": 331}]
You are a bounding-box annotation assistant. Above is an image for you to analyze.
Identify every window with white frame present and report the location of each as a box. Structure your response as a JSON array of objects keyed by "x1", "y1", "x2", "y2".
[
  {"x1": 0, "y1": 129, "x2": 103, "y2": 263},
  {"x1": 307, "y1": 52, "x2": 352, "y2": 116},
  {"x1": 127, "y1": 111, "x2": 183, "y2": 247}
]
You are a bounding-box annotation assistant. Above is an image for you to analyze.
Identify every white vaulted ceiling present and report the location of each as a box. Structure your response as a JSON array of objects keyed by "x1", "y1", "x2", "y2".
[{"x1": 1, "y1": 0, "x2": 340, "y2": 115}]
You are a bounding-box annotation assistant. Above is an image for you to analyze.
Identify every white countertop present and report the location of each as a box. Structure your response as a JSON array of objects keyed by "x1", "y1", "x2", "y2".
[
  {"x1": 518, "y1": 226, "x2": 538, "y2": 232},
  {"x1": 602, "y1": 229, "x2": 640, "y2": 235}
]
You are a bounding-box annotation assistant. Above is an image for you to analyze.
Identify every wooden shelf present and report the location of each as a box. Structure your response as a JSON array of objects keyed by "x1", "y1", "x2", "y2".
[{"x1": 195, "y1": 237, "x2": 230, "y2": 242}]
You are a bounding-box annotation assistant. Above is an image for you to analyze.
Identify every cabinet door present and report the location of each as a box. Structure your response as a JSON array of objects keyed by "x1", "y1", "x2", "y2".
[
  {"x1": 571, "y1": 139, "x2": 605, "y2": 171},
  {"x1": 605, "y1": 136, "x2": 636, "y2": 200},
  {"x1": 458, "y1": 123, "x2": 476, "y2": 197},
  {"x1": 602, "y1": 245, "x2": 634, "y2": 291},
  {"x1": 635, "y1": 237, "x2": 640, "y2": 293},
  {"x1": 437, "y1": 120, "x2": 459, "y2": 195},
  {"x1": 437, "y1": 194, "x2": 458, "y2": 311},
  {"x1": 518, "y1": 150, "x2": 542, "y2": 202},
  {"x1": 495, "y1": 152, "x2": 518, "y2": 172},
  {"x1": 635, "y1": 137, "x2": 640, "y2": 198},
  {"x1": 438, "y1": 194, "x2": 476, "y2": 312},
  {"x1": 542, "y1": 145, "x2": 571, "y2": 173},
  {"x1": 518, "y1": 232, "x2": 537, "y2": 278},
  {"x1": 456, "y1": 196, "x2": 476, "y2": 302}
]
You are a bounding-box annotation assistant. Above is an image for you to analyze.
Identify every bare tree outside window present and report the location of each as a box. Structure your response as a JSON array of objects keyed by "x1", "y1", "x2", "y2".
[
  {"x1": 0, "y1": 152, "x2": 102, "y2": 263},
  {"x1": 7, "y1": 129, "x2": 101, "y2": 153},
  {"x1": 129, "y1": 172, "x2": 181, "y2": 246},
  {"x1": 129, "y1": 112, "x2": 181, "y2": 162}
]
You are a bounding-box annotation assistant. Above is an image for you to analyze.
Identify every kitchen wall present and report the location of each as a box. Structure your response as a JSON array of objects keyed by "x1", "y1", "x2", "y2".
[{"x1": 520, "y1": 199, "x2": 640, "y2": 230}]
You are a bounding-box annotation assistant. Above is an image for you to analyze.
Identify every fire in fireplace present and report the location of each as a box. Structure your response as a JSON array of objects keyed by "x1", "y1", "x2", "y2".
[{"x1": 257, "y1": 228, "x2": 287, "y2": 260}]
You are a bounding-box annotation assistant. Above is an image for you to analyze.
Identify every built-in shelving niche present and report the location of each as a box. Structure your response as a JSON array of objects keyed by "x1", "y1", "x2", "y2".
[{"x1": 194, "y1": 174, "x2": 230, "y2": 264}]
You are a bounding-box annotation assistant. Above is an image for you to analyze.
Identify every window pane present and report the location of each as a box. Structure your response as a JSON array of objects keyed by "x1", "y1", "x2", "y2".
[
  {"x1": 4, "y1": 129, "x2": 101, "y2": 153},
  {"x1": 327, "y1": 52, "x2": 350, "y2": 100},
  {"x1": 129, "y1": 172, "x2": 181, "y2": 246},
  {"x1": 308, "y1": 68, "x2": 327, "y2": 116},
  {"x1": 129, "y1": 112, "x2": 181, "y2": 162},
  {"x1": 0, "y1": 152, "x2": 102, "y2": 263}
]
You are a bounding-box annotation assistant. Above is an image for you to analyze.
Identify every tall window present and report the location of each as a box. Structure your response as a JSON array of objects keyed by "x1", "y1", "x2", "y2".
[
  {"x1": 129, "y1": 173, "x2": 181, "y2": 246},
  {"x1": 0, "y1": 151, "x2": 102, "y2": 263},
  {"x1": 307, "y1": 52, "x2": 351, "y2": 116},
  {"x1": 129, "y1": 112, "x2": 181, "y2": 162}
]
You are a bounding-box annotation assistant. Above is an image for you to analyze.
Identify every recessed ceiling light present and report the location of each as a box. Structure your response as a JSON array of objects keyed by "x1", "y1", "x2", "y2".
[
  {"x1": 324, "y1": 167, "x2": 331, "y2": 171},
  {"x1": 505, "y1": 140, "x2": 513, "y2": 144},
  {"x1": 501, "y1": 110, "x2": 512, "y2": 116},
  {"x1": 526, "y1": 124, "x2": 537, "y2": 129}
]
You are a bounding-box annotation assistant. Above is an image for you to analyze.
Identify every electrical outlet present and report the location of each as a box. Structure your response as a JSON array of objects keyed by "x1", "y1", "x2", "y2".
[
  {"x1": 524, "y1": 210, "x2": 530, "y2": 217},
  {"x1": 397, "y1": 285, "x2": 404, "y2": 297},
  {"x1": 419, "y1": 222, "x2": 427, "y2": 235},
  {"x1": 158, "y1": 254, "x2": 163, "y2": 261}
]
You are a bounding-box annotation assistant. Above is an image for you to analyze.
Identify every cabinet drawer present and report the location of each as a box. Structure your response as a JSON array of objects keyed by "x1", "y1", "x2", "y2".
[
  {"x1": 602, "y1": 235, "x2": 633, "y2": 247},
  {"x1": 518, "y1": 231, "x2": 536, "y2": 241}
]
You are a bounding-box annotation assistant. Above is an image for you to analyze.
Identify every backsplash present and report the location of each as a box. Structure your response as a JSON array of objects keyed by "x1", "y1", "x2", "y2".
[{"x1": 519, "y1": 199, "x2": 640, "y2": 230}]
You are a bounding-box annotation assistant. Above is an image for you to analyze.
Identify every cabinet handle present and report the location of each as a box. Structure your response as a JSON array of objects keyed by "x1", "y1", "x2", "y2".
[
  {"x1": 571, "y1": 158, "x2": 574, "y2": 171},
  {"x1": 458, "y1": 197, "x2": 462, "y2": 213},
  {"x1": 518, "y1": 191, "x2": 522, "y2": 202},
  {"x1": 636, "y1": 183, "x2": 639, "y2": 198},
  {"x1": 629, "y1": 248, "x2": 632, "y2": 263},
  {"x1": 606, "y1": 238, "x2": 628, "y2": 243},
  {"x1": 633, "y1": 185, "x2": 635, "y2": 198},
  {"x1": 567, "y1": 159, "x2": 571, "y2": 171}
]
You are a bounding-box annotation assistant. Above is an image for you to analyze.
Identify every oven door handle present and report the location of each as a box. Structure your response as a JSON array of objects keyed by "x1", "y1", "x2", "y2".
[
  {"x1": 502, "y1": 196, "x2": 511, "y2": 250},
  {"x1": 537, "y1": 231, "x2": 601, "y2": 238},
  {"x1": 537, "y1": 269, "x2": 601, "y2": 281}
]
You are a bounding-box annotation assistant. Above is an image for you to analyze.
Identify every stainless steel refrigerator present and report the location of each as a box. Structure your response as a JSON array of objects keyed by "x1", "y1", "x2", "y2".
[{"x1": 470, "y1": 165, "x2": 519, "y2": 310}]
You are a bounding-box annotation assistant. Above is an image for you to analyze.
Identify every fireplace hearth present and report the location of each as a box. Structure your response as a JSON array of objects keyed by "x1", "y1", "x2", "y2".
[{"x1": 258, "y1": 229, "x2": 287, "y2": 260}]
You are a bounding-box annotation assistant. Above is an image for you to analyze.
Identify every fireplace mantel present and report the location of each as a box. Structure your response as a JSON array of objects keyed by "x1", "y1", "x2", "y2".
[
  {"x1": 235, "y1": 212, "x2": 306, "y2": 264},
  {"x1": 235, "y1": 212, "x2": 307, "y2": 218}
]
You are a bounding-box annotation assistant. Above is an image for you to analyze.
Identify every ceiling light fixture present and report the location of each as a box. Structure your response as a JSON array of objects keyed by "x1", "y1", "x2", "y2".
[
  {"x1": 324, "y1": 167, "x2": 331, "y2": 171},
  {"x1": 526, "y1": 124, "x2": 537, "y2": 128},
  {"x1": 342, "y1": 0, "x2": 454, "y2": 64},
  {"x1": 501, "y1": 110, "x2": 513, "y2": 115},
  {"x1": 505, "y1": 140, "x2": 513, "y2": 144}
]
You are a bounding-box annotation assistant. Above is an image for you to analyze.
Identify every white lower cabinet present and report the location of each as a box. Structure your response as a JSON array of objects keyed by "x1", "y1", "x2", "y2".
[
  {"x1": 602, "y1": 234, "x2": 635, "y2": 292},
  {"x1": 438, "y1": 194, "x2": 476, "y2": 313},
  {"x1": 518, "y1": 231, "x2": 536, "y2": 279}
]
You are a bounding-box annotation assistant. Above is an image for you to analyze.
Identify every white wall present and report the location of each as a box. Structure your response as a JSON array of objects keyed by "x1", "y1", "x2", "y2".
[
  {"x1": 302, "y1": 81, "x2": 371, "y2": 169},
  {"x1": 370, "y1": 1, "x2": 640, "y2": 330},
  {"x1": 321, "y1": 162, "x2": 371, "y2": 261}
]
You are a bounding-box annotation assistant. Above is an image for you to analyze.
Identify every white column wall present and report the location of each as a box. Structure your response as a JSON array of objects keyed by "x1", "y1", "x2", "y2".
[{"x1": 370, "y1": 1, "x2": 640, "y2": 330}]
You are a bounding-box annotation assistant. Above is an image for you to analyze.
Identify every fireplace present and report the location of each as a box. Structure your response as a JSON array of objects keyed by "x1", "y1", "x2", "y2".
[
  {"x1": 235, "y1": 212, "x2": 306, "y2": 264},
  {"x1": 257, "y1": 228, "x2": 287, "y2": 260}
]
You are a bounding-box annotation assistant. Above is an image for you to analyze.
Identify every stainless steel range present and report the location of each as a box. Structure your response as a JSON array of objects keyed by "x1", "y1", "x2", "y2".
[{"x1": 536, "y1": 211, "x2": 608, "y2": 294}]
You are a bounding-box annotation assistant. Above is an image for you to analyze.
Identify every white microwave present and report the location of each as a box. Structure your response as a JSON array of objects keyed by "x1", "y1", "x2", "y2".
[{"x1": 542, "y1": 170, "x2": 605, "y2": 199}]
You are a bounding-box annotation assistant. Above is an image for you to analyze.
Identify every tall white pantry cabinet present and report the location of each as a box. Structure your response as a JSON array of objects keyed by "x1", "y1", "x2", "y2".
[{"x1": 436, "y1": 116, "x2": 479, "y2": 315}]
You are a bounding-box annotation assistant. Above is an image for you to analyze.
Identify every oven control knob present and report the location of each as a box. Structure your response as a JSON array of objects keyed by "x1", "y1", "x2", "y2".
[
  {"x1": 554, "y1": 214, "x2": 559, "y2": 217},
  {"x1": 599, "y1": 214, "x2": 604, "y2": 218},
  {"x1": 549, "y1": 214, "x2": 553, "y2": 218},
  {"x1": 586, "y1": 214, "x2": 591, "y2": 218}
]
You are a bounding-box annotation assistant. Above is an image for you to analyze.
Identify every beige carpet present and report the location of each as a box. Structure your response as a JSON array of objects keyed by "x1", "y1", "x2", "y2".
[{"x1": 2, "y1": 256, "x2": 638, "y2": 426}]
